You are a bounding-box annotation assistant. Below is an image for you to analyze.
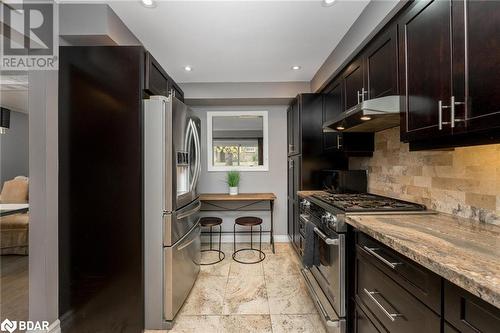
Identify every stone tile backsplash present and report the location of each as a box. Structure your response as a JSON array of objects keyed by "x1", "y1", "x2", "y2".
[{"x1": 349, "y1": 127, "x2": 500, "y2": 224}]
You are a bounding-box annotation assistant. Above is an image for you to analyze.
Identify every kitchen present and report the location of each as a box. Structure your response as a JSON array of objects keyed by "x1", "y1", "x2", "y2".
[{"x1": 1, "y1": 0, "x2": 498, "y2": 333}]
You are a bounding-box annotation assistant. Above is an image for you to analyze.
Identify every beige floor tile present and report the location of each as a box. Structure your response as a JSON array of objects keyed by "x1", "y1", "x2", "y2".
[
  {"x1": 274, "y1": 242, "x2": 294, "y2": 254},
  {"x1": 180, "y1": 276, "x2": 227, "y2": 315},
  {"x1": 200, "y1": 251, "x2": 231, "y2": 277},
  {"x1": 266, "y1": 273, "x2": 316, "y2": 315},
  {"x1": 271, "y1": 314, "x2": 327, "y2": 333},
  {"x1": 219, "y1": 315, "x2": 272, "y2": 333},
  {"x1": 223, "y1": 276, "x2": 269, "y2": 315},
  {"x1": 263, "y1": 253, "x2": 300, "y2": 277},
  {"x1": 167, "y1": 315, "x2": 220, "y2": 333},
  {"x1": 229, "y1": 252, "x2": 264, "y2": 277}
]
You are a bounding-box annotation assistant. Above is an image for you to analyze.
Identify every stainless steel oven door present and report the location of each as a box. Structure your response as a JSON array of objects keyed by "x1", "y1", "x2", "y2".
[
  {"x1": 302, "y1": 268, "x2": 346, "y2": 333},
  {"x1": 310, "y1": 227, "x2": 346, "y2": 318}
]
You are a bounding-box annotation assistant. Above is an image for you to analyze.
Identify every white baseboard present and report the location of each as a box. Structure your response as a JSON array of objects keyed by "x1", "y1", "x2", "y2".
[
  {"x1": 27, "y1": 319, "x2": 60, "y2": 333},
  {"x1": 201, "y1": 234, "x2": 289, "y2": 243}
]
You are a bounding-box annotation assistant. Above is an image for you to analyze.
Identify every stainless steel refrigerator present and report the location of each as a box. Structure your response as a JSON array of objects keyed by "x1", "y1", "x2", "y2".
[{"x1": 143, "y1": 95, "x2": 202, "y2": 330}]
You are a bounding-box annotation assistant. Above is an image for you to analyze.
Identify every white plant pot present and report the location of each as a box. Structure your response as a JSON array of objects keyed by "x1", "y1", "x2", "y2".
[{"x1": 229, "y1": 186, "x2": 239, "y2": 195}]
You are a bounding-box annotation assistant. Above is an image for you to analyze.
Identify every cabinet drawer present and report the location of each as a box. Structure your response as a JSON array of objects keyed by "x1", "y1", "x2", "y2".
[
  {"x1": 356, "y1": 232, "x2": 441, "y2": 313},
  {"x1": 355, "y1": 252, "x2": 440, "y2": 333},
  {"x1": 444, "y1": 281, "x2": 500, "y2": 333},
  {"x1": 354, "y1": 302, "x2": 383, "y2": 333}
]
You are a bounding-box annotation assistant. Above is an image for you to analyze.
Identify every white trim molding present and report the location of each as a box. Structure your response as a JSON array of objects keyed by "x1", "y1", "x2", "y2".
[{"x1": 206, "y1": 110, "x2": 269, "y2": 172}]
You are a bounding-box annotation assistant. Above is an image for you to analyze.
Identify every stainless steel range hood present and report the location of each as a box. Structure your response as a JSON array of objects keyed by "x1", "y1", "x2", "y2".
[{"x1": 323, "y1": 95, "x2": 401, "y2": 132}]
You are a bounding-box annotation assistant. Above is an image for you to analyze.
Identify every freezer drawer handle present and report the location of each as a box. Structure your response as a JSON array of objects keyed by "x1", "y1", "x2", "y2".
[
  {"x1": 314, "y1": 227, "x2": 338, "y2": 246},
  {"x1": 177, "y1": 224, "x2": 200, "y2": 251},
  {"x1": 363, "y1": 288, "x2": 403, "y2": 322},
  {"x1": 177, "y1": 201, "x2": 201, "y2": 219},
  {"x1": 362, "y1": 246, "x2": 402, "y2": 269},
  {"x1": 301, "y1": 269, "x2": 340, "y2": 328}
]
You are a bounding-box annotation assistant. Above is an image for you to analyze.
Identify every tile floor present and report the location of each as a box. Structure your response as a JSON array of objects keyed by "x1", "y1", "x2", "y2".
[{"x1": 168, "y1": 242, "x2": 326, "y2": 333}]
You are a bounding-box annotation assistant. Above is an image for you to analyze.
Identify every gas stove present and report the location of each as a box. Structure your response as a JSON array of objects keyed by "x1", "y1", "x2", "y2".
[
  {"x1": 311, "y1": 192, "x2": 427, "y2": 213},
  {"x1": 300, "y1": 191, "x2": 433, "y2": 234}
]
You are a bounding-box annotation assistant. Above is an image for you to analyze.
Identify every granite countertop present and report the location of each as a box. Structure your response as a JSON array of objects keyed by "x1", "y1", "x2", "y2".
[{"x1": 346, "y1": 214, "x2": 500, "y2": 308}]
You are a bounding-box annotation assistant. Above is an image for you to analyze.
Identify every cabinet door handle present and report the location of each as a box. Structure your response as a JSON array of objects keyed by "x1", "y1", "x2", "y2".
[
  {"x1": 450, "y1": 96, "x2": 465, "y2": 128},
  {"x1": 363, "y1": 288, "x2": 403, "y2": 322},
  {"x1": 357, "y1": 90, "x2": 361, "y2": 104},
  {"x1": 362, "y1": 246, "x2": 402, "y2": 269},
  {"x1": 361, "y1": 87, "x2": 368, "y2": 101},
  {"x1": 336, "y1": 135, "x2": 342, "y2": 149},
  {"x1": 439, "y1": 97, "x2": 466, "y2": 130},
  {"x1": 438, "y1": 99, "x2": 451, "y2": 130}
]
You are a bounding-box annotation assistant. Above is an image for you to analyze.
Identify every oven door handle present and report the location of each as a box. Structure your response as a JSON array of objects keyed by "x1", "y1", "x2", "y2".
[{"x1": 314, "y1": 227, "x2": 339, "y2": 246}]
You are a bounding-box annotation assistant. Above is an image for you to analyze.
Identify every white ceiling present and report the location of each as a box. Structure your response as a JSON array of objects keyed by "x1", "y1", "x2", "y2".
[{"x1": 110, "y1": 0, "x2": 369, "y2": 83}]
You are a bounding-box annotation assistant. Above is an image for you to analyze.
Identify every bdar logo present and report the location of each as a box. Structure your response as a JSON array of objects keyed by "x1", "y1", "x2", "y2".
[{"x1": 0, "y1": 319, "x2": 17, "y2": 333}]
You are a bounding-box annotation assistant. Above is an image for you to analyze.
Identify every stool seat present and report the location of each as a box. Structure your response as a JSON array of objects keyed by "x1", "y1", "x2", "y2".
[
  {"x1": 200, "y1": 217, "x2": 223, "y2": 228},
  {"x1": 235, "y1": 216, "x2": 262, "y2": 227}
]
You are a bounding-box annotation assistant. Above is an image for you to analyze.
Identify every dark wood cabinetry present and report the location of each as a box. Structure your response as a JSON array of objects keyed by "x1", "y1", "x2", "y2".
[
  {"x1": 399, "y1": 0, "x2": 453, "y2": 141},
  {"x1": 444, "y1": 281, "x2": 500, "y2": 333},
  {"x1": 323, "y1": 80, "x2": 374, "y2": 155},
  {"x1": 343, "y1": 56, "x2": 365, "y2": 110},
  {"x1": 399, "y1": 0, "x2": 500, "y2": 147},
  {"x1": 287, "y1": 99, "x2": 300, "y2": 156},
  {"x1": 355, "y1": 243, "x2": 440, "y2": 333},
  {"x1": 353, "y1": 230, "x2": 500, "y2": 333},
  {"x1": 354, "y1": 303, "x2": 383, "y2": 333},
  {"x1": 365, "y1": 25, "x2": 398, "y2": 100},
  {"x1": 144, "y1": 51, "x2": 184, "y2": 101},
  {"x1": 286, "y1": 94, "x2": 348, "y2": 249},
  {"x1": 452, "y1": 0, "x2": 500, "y2": 134}
]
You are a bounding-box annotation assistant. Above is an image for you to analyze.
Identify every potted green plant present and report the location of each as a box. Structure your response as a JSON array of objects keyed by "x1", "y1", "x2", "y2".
[{"x1": 226, "y1": 170, "x2": 240, "y2": 195}]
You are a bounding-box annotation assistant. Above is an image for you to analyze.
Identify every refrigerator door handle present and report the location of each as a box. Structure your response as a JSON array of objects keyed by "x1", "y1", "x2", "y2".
[
  {"x1": 177, "y1": 200, "x2": 201, "y2": 220},
  {"x1": 190, "y1": 120, "x2": 201, "y2": 191}
]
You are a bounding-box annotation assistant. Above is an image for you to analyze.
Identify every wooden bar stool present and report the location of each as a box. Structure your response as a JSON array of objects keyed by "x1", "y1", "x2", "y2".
[
  {"x1": 200, "y1": 217, "x2": 225, "y2": 265},
  {"x1": 232, "y1": 216, "x2": 265, "y2": 264}
]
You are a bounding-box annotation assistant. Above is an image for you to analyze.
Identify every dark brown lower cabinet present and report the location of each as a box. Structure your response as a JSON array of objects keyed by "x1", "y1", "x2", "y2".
[
  {"x1": 444, "y1": 281, "x2": 500, "y2": 333},
  {"x1": 355, "y1": 250, "x2": 441, "y2": 333},
  {"x1": 354, "y1": 303, "x2": 383, "y2": 333},
  {"x1": 353, "y1": 230, "x2": 500, "y2": 333}
]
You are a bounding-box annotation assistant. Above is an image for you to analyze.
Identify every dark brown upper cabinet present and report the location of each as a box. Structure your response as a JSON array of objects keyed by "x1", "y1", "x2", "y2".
[
  {"x1": 400, "y1": 0, "x2": 500, "y2": 146},
  {"x1": 343, "y1": 55, "x2": 365, "y2": 111},
  {"x1": 452, "y1": 0, "x2": 500, "y2": 135},
  {"x1": 365, "y1": 25, "x2": 398, "y2": 100},
  {"x1": 323, "y1": 80, "x2": 374, "y2": 156},
  {"x1": 144, "y1": 51, "x2": 184, "y2": 101},
  {"x1": 287, "y1": 99, "x2": 300, "y2": 156},
  {"x1": 399, "y1": 0, "x2": 453, "y2": 142}
]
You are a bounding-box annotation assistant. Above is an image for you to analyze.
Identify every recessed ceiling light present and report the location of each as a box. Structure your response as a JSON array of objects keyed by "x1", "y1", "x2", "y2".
[
  {"x1": 322, "y1": 0, "x2": 336, "y2": 7},
  {"x1": 360, "y1": 116, "x2": 372, "y2": 121},
  {"x1": 141, "y1": 0, "x2": 156, "y2": 8},
  {"x1": 184, "y1": 66, "x2": 192, "y2": 72},
  {"x1": 291, "y1": 65, "x2": 301, "y2": 70},
  {"x1": 336, "y1": 126, "x2": 345, "y2": 131}
]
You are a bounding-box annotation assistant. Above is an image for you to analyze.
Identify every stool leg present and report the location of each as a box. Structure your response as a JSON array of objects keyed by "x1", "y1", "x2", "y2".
[
  {"x1": 218, "y1": 225, "x2": 222, "y2": 261},
  {"x1": 233, "y1": 223, "x2": 236, "y2": 253},
  {"x1": 259, "y1": 225, "x2": 263, "y2": 260},
  {"x1": 209, "y1": 226, "x2": 213, "y2": 250},
  {"x1": 250, "y1": 225, "x2": 253, "y2": 250}
]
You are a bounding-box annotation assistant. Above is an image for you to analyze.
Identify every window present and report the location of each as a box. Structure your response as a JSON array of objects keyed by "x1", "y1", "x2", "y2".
[{"x1": 207, "y1": 111, "x2": 269, "y2": 171}]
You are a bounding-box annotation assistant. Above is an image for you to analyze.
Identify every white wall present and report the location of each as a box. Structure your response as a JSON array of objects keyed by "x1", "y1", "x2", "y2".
[
  {"x1": 192, "y1": 105, "x2": 288, "y2": 239},
  {"x1": 311, "y1": 0, "x2": 405, "y2": 92}
]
